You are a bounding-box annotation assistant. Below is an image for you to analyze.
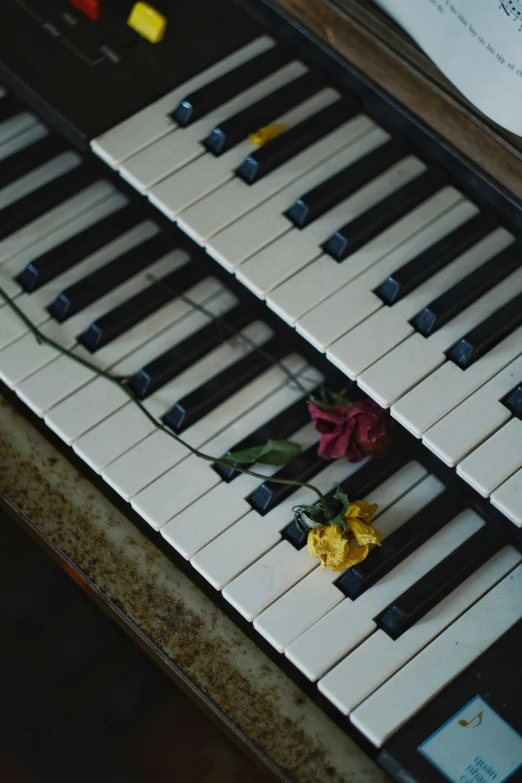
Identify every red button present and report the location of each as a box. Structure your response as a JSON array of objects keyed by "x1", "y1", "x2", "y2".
[{"x1": 69, "y1": 0, "x2": 103, "y2": 21}]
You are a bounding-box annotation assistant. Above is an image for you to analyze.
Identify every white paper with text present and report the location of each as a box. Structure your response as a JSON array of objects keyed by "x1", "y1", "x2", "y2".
[{"x1": 374, "y1": 0, "x2": 522, "y2": 135}]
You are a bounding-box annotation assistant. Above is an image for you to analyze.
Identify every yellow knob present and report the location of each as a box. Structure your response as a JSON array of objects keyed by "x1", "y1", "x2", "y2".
[{"x1": 127, "y1": 2, "x2": 167, "y2": 44}]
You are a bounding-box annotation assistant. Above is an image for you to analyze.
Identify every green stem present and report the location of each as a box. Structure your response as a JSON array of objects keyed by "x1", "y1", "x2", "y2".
[{"x1": 0, "y1": 288, "x2": 327, "y2": 506}]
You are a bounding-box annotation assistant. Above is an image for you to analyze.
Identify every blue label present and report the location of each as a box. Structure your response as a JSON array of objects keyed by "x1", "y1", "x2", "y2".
[{"x1": 419, "y1": 696, "x2": 522, "y2": 783}]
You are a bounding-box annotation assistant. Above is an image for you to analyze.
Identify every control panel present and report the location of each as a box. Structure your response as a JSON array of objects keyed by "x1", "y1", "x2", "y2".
[{"x1": 0, "y1": 0, "x2": 260, "y2": 146}]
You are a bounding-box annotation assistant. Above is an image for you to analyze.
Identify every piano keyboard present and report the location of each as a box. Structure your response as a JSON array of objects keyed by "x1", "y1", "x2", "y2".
[
  {"x1": 2, "y1": 15, "x2": 522, "y2": 783},
  {"x1": 89, "y1": 34, "x2": 522, "y2": 524}
]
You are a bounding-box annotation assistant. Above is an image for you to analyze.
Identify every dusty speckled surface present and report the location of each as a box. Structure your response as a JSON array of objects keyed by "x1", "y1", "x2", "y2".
[{"x1": 0, "y1": 397, "x2": 390, "y2": 783}]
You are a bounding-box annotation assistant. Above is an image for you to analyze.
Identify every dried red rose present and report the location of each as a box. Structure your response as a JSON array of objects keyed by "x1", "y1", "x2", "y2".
[{"x1": 308, "y1": 398, "x2": 390, "y2": 462}]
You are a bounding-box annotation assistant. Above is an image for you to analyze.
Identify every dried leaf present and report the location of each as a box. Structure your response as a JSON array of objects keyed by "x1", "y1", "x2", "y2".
[{"x1": 225, "y1": 439, "x2": 301, "y2": 467}]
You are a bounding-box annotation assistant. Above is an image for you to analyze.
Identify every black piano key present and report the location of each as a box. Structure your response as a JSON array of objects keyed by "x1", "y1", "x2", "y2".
[
  {"x1": 0, "y1": 134, "x2": 67, "y2": 191},
  {"x1": 283, "y1": 435, "x2": 410, "y2": 549},
  {"x1": 504, "y1": 382, "x2": 522, "y2": 418},
  {"x1": 17, "y1": 204, "x2": 140, "y2": 292},
  {"x1": 77, "y1": 256, "x2": 204, "y2": 352},
  {"x1": 247, "y1": 442, "x2": 328, "y2": 515},
  {"x1": 170, "y1": 45, "x2": 293, "y2": 126},
  {"x1": 204, "y1": 70, "x2": 326, "y2": 156},
  {"x1": 0, "y1": 94, "x2": 24, "y2": 123},
  {"x1": 286, "y1": 138, "x2": 410, "y2": 229},
  {"x1": 0, "y1": 163, "x2": 94, "y2": 243},
  {"x1": 163, "y1": 335, "x2": 289, "y2": 433},
  {"x1": 376, "y1": 212, "x2": 499, "y2": 309},
  {"x1": 48, "y1": 232, "x2": 172, "y2": 322},
  {"x1": 335, "y1": 488, "x2": 466, "y2": 599},
  {"x1": 128, "y1": 303, "x2": 254, "y2": 399},
  {"x1": 237, "y1": 97, "x2": 359, "y2": 184},
  {"x1": 447, "y1": 291, "x2": 522, "y2": 369},
  {"x1": 376, "y1": 526, "x2": 503, "y2": 639},
  {"x1": 215, "y1": 394, "x2": 316, "y2": 481},
  {"x1": 324, "y1": 168, "x2": 447, "y2": 262},
  {"x1": 410, "y1": 240, "x2": 521, "y2": 339},
  {"x1": 379, "y1": 620, "x2": 522, "y2": 783}
]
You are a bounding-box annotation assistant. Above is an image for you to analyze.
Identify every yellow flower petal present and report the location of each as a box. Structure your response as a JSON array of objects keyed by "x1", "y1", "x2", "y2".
[
  {"x1": 342, "y1": 544, "x2": 370, "y2": 569},
  {"x1": 308, "y1": 525, "x2": 346, "y2": 570},
  {"x1": 346, "y1": 516, "x2": 383, "y2": 546},
  {"x1": 248, "y1": 124, "x2": 287, "y2": 146},
  {"x1": 308, "y1": 526, "x2": 373, "y2": 573},
  {"x1": 344, "y1": 499, "x2": 378, "y2": 522}
]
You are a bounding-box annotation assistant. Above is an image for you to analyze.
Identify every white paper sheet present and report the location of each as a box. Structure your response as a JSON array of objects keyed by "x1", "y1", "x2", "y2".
[{"x1": 375, "y1": 0, "x2": 522, "y2": 135}]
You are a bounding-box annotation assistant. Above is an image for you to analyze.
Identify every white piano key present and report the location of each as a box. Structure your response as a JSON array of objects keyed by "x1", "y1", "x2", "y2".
[
  {"x1": 284, "y1": 474, "x2": 445, "y2": 681},
  {"x1": 327, "y1": 227, "x2": 513, "y2": 383},
  {"x1": 392, "y1": 324, "x2": 522, "y2": 437},
  {"x1": 236, "y1": 156, "x2": 426, "y2": 298},
  {"x1": 0, "y1": 150, "x2": 80, "y2": 210},
  {"x1": 0, "y1": 119, "x2": 48, "y2": 163},
  {"x1": 71, "y1": 317, "x2": 270, "y2": 456},
  {"x1": 101, "y1": 325, "x2": 280, "y2": 499},
  {"x1": 0, "y1": 302, "x2": 38, "y2": 351},
  {"x1": 491, "y1": 467, "x2": 522, "y2": 527},
  {"x1": 179, "y1": 114, "x2": 376, "y2": 245},
  {"x1": 16, "y1": 353, "x2": 96, "y2": 418},
  {"x1": 0, "y1": 189, "x2": 128, "y2": 301},
  {"x1": 253, "y1": 461, "x2": 429, "y2": 651},
  {"x1": 206, "y1": 124, "x2": 387, "y2": 271},
  {"x1": 0, "y1": 189, "x2": 128, "y2": 300},
  {"x1": 458, "y1": 419, "x2": 522, "y2": 497},
  {"x1": 286, "y1": 192, "x2": 471, "y2": 336},
  {"x1": 120, "y1": 61, "x2": 308, "y2": 193},
  {"x1": 422, "y1": 352, "x2": 522, "y2": 466},
  {"x1": 255, "y1": 567, "x2": 341, "y2": 652},
  {"x1": 44, "y1": 375, "x2": 129, "y2": 445},
  {"x1": 75, "y1": 278, "x2": 231, "y2": 377},
  {"x1": 103, "y1": 427, "x2": 186, "y2": 501},
  {"x1": 13, "y1": 217, "x2": 156, "y2": 326},
  {"x1": 69, "y1": 251, "x2": 193, "y2": 372},
  {"x1": 162, "y1": 416, "x2": 321, "y2": 559},
  {"x1": 91, "y1": 37, "x2": 275, "y2": 167},
  {"x1": 0, "y1": 180, "x2": 116, "y2": 266},
  {"x1": 191, "y1": 457, "x2": 366, "y2": 591},
  {"x1": 163, "y1": 477, "x2": 260, "y2": 559},
  {"x1": 106, "y1": 281, "x2": 237, "y2": 379},
  {"x1": 224, "y1": 542, "x2": 317, "y2": 622},
  {"x1": 131, "y1": 357, "x2": 313, "y2": 529},
  {"x1": 149, "y1": 89, "x2": 340, "y2": 220},
  {"x1": 26, "y1": 279, "x2": 225, "y2": 425},
  {"x1": 0, "y1": 331, "x2": 59, "y2": 388},
  {"x1": 142, "y1": 320, "x2": 272, "y2": 421},
  {"x1": 319, "y1": 546, "x2": 521, "y2": 716},
  {"x1": 160, "y1": 418, "x2": 317, "y2": 547},
  {"x1": 0, "y1": 112, "x2": 38, "y2": 148},
  {"x1": 358, "y1": 263, "x2": 522, "y2": 408},
  {"x1": 39, "y1": 227, "x2": 174, "y2": 353},
  {"x1": 350, "y1": 564, "x2": 522, "y2": 747},
  {"x1": 74, "y1": 402, "x2": 157, "y2": 473},
  {"x1": 0, "y1": 226, "x2": 170, "y2": 388}
]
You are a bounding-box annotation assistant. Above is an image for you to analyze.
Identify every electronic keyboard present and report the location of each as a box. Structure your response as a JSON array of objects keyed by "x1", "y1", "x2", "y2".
[{"x1": 1, "y1": 1, "x2": 522, "y2": 781}]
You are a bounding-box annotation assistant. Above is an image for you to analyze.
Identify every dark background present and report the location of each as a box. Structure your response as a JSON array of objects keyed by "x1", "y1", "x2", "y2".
[{"x1": 0, "y1": 510, "x2": 273, "y2": 783}]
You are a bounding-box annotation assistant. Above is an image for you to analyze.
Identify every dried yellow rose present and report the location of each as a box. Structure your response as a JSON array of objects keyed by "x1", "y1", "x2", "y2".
[{"x1": 307, "y1": 499, "x2": 382, "y2": 573}]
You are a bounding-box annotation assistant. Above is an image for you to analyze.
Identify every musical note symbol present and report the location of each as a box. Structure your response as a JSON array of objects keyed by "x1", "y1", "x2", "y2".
[{"x1": 458, "y1": 710, "x2": 483, "y2": 728}]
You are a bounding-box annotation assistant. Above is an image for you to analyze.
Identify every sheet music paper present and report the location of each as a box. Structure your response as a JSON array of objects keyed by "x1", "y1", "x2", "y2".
[{"x1": 374, "y1": 0, "x2": 522, "y2": 136}]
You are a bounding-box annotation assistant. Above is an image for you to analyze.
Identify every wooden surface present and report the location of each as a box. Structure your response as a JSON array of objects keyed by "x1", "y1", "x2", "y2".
[
  {"x1": 0, "y1": 397, "x2": 390, "y2": 783},
  {"x1": 270, "y1": 0, "x2": 522, "y2": 201}
]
